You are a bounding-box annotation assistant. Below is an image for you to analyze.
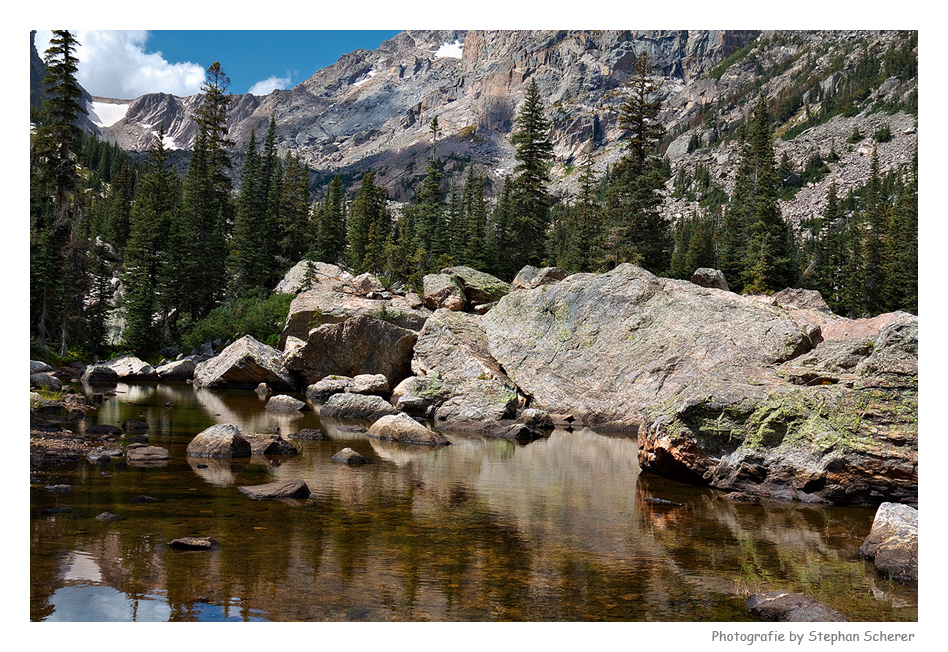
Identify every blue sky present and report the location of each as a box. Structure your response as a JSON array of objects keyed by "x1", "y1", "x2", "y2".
[{"x1": 33, "y1": 30, "x2": 401, "y2": 99}]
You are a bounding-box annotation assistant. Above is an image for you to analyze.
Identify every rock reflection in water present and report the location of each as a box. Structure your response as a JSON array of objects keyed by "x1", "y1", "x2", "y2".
[{"x1": 31, "y1": 384, "x2": 917, "y2": 622}]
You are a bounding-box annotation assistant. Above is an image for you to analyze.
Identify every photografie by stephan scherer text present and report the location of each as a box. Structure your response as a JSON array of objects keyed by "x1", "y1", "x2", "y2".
[{"x1": 712, "y1": 630, "x2": 917, "y2": 645}]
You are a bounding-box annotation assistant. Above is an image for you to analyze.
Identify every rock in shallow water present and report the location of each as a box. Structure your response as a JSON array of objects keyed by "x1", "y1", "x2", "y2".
[
  {"x1": 859, "y1": 502, "x2": 918, "y2": 584},
  {"x1": 186, "y1": 424, "x2": 252, "y2": 459},
  {"x1": 746, "y1": 591, "x2": 848, "y2": 622},
  {"x1": 237, "y1": 479, "x2": 311, "y2": 500},
  {"x1": 331, "y1": 447, "x2": 367, "y2": 464},
  {"x1": 367, "y1": 413, "x2": 450, "y2": 446}
]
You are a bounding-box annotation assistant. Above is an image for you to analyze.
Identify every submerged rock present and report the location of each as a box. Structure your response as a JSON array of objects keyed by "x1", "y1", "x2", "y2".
[
  {"x1": 125, "y1": 445, "x2": 169, "y2": 464},
  {"x1": 167, "y1": 537, "x2": 215, "y2": 550},
  {"x1": 859, "y1": 502, "x2": 918, "y2": 584},
  {"x1": 238, "y1": 479, "x2": 311, "y2": 500},
  {"x1": 286, "y1": 428, "x2": 326, "y2": 440},
  {"x1": 242, "y1": 433, "x2": 298, "y2": 456},
  {"x1": 331, "y1": 447, "x2": 367, "y2": 464},
  {"x1": 746, "y1": 591, "x2": 848, "y2": 622}
]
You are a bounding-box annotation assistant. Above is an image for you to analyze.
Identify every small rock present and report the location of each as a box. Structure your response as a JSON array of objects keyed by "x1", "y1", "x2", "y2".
[
  {"x1": 265, "y1": 394, "x2": 308, "y2": 411},
  {"x1": 126, "y1": 446, "x2": 170, "y2": 464},
  {"x1": 186, "y1": 424, "x2": 252, "y2": 459},
  {"x1": 690, "y1": 268, "x2": 730, "y2": 291},
  {"x1": 305, "y1": 376, "x2": 352, "y2": 400},
  {"x1": 494, "y1": 423, "x2": 543, "y2": 442},
  {"x1": 520, "y1": 408, "x2": 553, "y2": 429},
  {"x1": 348, "y1": 373, "x2": 389, "y2": 395},
  {"x1": 131, "y1": 495, "x2": 157, "y2": 503},
  {"x1": 86, "y1": 424, "x2": 123, "y2": 437},
  {"x1": 331, "y1": 447, "x2": 367, "y2": 464},
  {"x1": 367, "y1": 413, "x2": 451, "y2": 446},
  {"x1": 122, "y1": 419, "x2": 149, "y2": 432},
  {"x1": 286, "y1": 428, "x2": 326, "y2": 440},
  {"x1": 95, "y1": 511, "x2": 123, "y2": 522}
]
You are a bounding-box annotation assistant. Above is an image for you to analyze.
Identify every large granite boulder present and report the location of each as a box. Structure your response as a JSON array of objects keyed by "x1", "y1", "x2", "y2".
[
  {"x1": 390, "y1": 375, "x2": 452, "y2": 419},
  {"x1": 441, "y1": 266, "x2": 512, "y2": 306},
  {"x1": 81, "y1": 364, "x2": 118, "y2": 384},
  {"x1": 690, "y1": 268, "x2": 729, "y2": 291},
  {"x1": 479, "y1": 263, "x2": 916, "y2": 504},
  {"x1": 422, "y1": 273, "x2": 466, "y2": 311},
  {"x1": 284, "y1": 315, "x2": 416, "y2": 386},
  {"x1": 319, "y1": 393, "x2": 401, "y2": 420},
  {"x1": 273, "y1": 259, "x2": 353, "y2": 295},
  {"x1": 366, "y1": 413, "x2": 451, "y2": 446},
  {"x1": 105, "y1": 355, "x2": 158, "y2": 380},
  {"x1": 412, "y1": 309, "x2": 519, "y2": 426},
  {"x1": 193, "y1": 336, "x2": 295, "y2": 390},
  {"x1": 186, "y1": 424, "x2": 252, "y2": 459},
  {"x1": 858, "y1": 502, "x2": 918, "y2": 584},
  {"x1": 279, "y1": 280, "x2": 429, "y2": 346}
]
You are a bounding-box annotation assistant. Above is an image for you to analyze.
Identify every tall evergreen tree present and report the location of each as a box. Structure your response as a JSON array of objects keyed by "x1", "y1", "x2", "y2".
[
  {"x1": 277, "y1": 152, "x2": 312, "y2": 265},
  {"x1": 346, "y1": 172, "x2": 388, "y2": 272},
  {"x1": 509, "y1": 79, "x2": 554, "y2": 271},
  {"x1": 314, "y1": 175, "x2": 346, "y2": 263},
  {"x1": 601, "y1": 52, "x2": 671, "y2": 273},
  {"x1": 228, "y1": 130, "x2": 264, "y2": 295}
]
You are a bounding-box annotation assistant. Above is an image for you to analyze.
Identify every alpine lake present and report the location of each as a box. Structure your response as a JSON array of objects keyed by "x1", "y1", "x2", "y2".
[{"x1": 30, "y1": 381, "x2": 918, "y2": 622}]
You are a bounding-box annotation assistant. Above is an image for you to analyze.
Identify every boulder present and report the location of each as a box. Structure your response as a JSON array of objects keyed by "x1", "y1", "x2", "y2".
[
  {"x1": 122, "y1": 419, "x2": 148, "y2": 432},
  {"x1": 30, "y1": 372, "x2": 62, "y2": 391},
  {"x1": 348, "y1": 373, "x2": 389, "y2": 395},
  {"x1": 390, "y1": 375, "x2": 452, "y2": 418},
  {"x1": 422, "y1": 273, "x2": 466, "y2": 311},
  {"x1": 274, "y1": 259, "x2": 354, "y2": 295},
  {"x1": 347, "y1": 272, "x2": 386, "y2": 296},
  {"x1": 156, "y1": 358, "x2": 195, "y2": 381},
  {"x1": 193, "y1": 335, "x2": 295, "y2": 391},
  {"x1": 412, "y1": 309, "x2": 519, "y2": 425},
  {"x1": 331, "y1": 447, "x2": 367, "y2": 464},
  {"x1": 186, "y1": 424, "x2": 252, "y2": 459},
  {"x1": 126, "y1": 446, "x2": 170, "y2": 464},
  {"x1": 306, "y1": 376, "x2": 352, "y2": 400},
  {"x1": 690, "y1": 268, "x2": 730, "y2": 291},
  {"x1": 284, "y1": 315, "x2": 417, "y2": 386},
  {"x1": 105, "y1": 355, "x2": 158, "y2": 380},
  {"x1": 265, "y1": 394, "x2": 307, "y2": 411},
  {"x1": 858, "y1": 502, "x2": 918, "y2": 584},
  {"x1": 242, "y1": 434, "x2": 298, "y2": 456},
  {"x1": 96, "y1": 511, "x2": 123, "y2": 522},
  {"x1": 746, "y1": 591, "x2": 848, "y2": 622},
  {"x1": 319, "y1": 393, "x2": 401, "y2": 420},
  {"x1": 513, "y1": 265, "x2": 568, "y2": 290},
  {"x1": 493, "y1": 423, "x2": 543, "y2": 442},
  {"x1": 81, "y1": 364, "x2": 118, "y2": 384},
  {"x1": 30, "y1": 360, "x2": 54, "y2": 374},
  {"x1": 238, "y1": 479, "x2": 311, "y2": 500},
  {"x1": 519, "y1": 408, "x2": 553, "y2": 429},
  {"x1": 367, "y1": 413, "x2": 451, "y2": 446},
  {"x1": 279, "y1": 281, "x2": 429, "y2": 346},
  {"x1": 86, "y1": 424, "x2": 122, "y2": 437},
  {"x1": 441, "y1": 266, "x2": 512, "y2": 306}
]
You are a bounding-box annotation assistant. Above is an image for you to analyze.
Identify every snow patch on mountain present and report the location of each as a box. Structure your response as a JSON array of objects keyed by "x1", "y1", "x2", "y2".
[
  {"x1": 353, "y1": 70, "x2": 378, "y2": 87},
  {"x1": 434, "y1": 40, "x2": 463, "y2": 58},
  {"x1": 87, "y1": 101, "x2": 129, "y2": 128}
]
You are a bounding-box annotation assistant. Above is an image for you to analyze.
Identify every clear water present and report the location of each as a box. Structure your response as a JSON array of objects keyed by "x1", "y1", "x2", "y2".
[{"x1": 30, "y1": 382, "x2": 918, "y2": 622}]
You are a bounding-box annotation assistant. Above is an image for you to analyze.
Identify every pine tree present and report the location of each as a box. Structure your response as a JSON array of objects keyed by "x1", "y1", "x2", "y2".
[
  {"x1": 314, "y1": 175, "x2": 346, "y2": 263},
  {"x1": 602, "y1": 52, "x2": 672, "y2": 273},
  {"x1": 346, "y1": 172, "x2": 388, "y2": 272},
  {"x1": 31, "y1": 30, "x2": 88, "y2": 352},
  {"x1": 413, "y1": 158, "x2": 446, "y2": 269},
  {"x1": 122, "y1": 126, "x2": 178, "y2": 355},
  {"x1": 278, "y1": 152, "x2": 312, "y2": 265},
  {"x1": 509, "y1": 79, "x2": 554, "y2": 269},
  {"x1": 228, "y1": 130, "x2": 264, "y2": 295}
]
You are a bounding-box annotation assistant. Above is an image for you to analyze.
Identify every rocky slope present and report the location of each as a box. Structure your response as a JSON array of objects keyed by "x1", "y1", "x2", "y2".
[{"x1": 33, "y1": 29, "x2": 917, "y2": 222}]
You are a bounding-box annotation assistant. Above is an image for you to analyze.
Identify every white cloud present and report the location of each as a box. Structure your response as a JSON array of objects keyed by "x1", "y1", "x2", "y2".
[
  {"x1": 248, "y1": 74, "x2": 291, "y2": 96},
  {"x1": 34, "y1": 30, "x2": 205, "y2": 99}
]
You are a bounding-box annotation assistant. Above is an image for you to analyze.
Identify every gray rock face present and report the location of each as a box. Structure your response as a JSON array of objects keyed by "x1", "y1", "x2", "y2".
[
  {"x1": 689, "y1": 268, "x2": 729, "y2": 291},
  {"x1": 423, "y1": 273, "x2": 467, "y2": 311},
  {"x1": 105, "y1": 355, "x2": 158, "y2": 380},
  {"x1": 186, "y1": 424, "x2": 252, "y2": 459},
  {"x1": 483, "y1": 264, "x2": 816, "y2": 427},
  {"x1": 193, "y1": 336, "x2": 295, "y2": 391},
  {"x1": 284, "y1": 315, "x2": 417, "y2": 387},
  {"x1": 412, "y1": 309, "x2": 519, "y2": 425},
  {"x1": 265, "y1": 394, "x2": 307, "y2": 411},
  {"x1": 746, "y1": 591, "x2": 848, "y2": 622},
  {"x1": 238, "y1": 479, "x2": 311, "y2": 500},
  {"x1": 156, "y1": 358, "x2": 195, "y2": 381},
  {"x1": 367, "y1": 413, "x2": 451, "y2": 446},
  {"x1": 859, "y1": 502, "x2": 918, "y2": 584},
  {"x1": 30, "y1": 360, "x2": 53, "y2": 373},
  {"x1": 279, "y1": 281, "x2": 429, "y2": 347},
  {"x1": 319, "y1": 393, "x2": 401, "y2": 420}
]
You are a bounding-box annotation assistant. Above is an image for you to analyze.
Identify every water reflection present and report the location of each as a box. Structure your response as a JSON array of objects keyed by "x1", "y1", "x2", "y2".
[{"x1": 32, "y1": 383, "x2": 917, "y2": 622}]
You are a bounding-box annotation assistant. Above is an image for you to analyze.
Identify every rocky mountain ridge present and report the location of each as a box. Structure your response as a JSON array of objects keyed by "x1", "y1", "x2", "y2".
[{"x1": 32, "y1": 29, "x2": 918, "y2": 224}]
